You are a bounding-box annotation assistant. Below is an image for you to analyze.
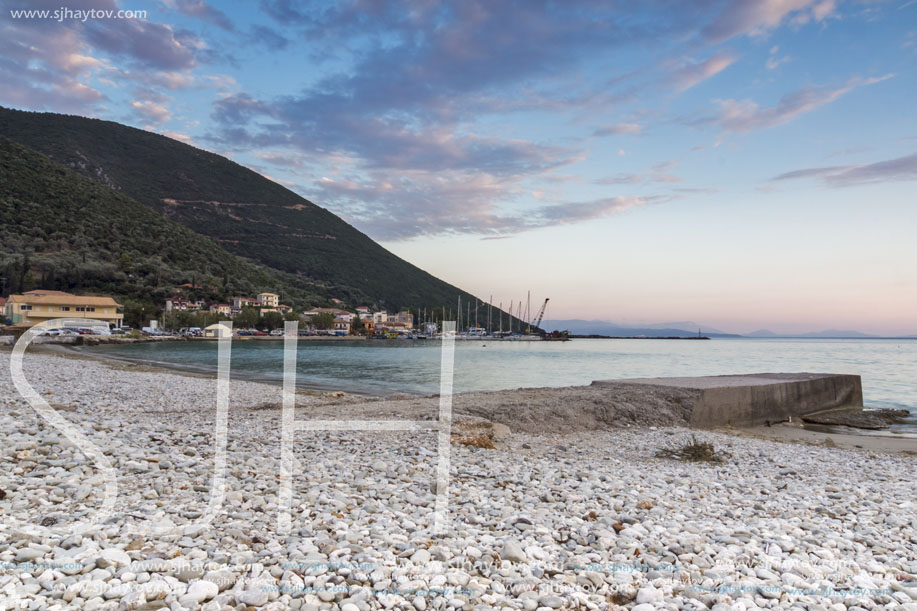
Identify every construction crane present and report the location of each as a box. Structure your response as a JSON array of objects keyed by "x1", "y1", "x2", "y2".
[{"x1": 529, "y1": 298, "x2": 549, "y2": 332}]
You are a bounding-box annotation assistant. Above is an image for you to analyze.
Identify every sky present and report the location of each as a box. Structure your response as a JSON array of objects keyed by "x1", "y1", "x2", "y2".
[{"x1": 1, "y1": 0, "x2": 915, "y2": 335}]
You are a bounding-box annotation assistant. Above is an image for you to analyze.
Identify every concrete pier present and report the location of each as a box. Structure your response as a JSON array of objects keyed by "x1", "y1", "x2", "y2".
[{"x1": 593, "y1": 373, "x2": 863, "y2": 428}]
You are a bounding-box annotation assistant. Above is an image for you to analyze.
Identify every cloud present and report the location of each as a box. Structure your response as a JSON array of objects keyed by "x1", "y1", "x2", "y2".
[
  {"x1": 85, "y1": 19, "x2": 203, "y2": 71},
  {"x1": 0, "y1": 12, "x2": 107, "y2": 111},
  {"x1": 698, "y1": 75, "x2": 894, "y2": 133},
  {"x1": 306, "y1": 164, "x2": 654, "y2": 240},
  {"x1": 596, "y1": 160, "x2": 683, "y2": 185},
  {"x1": 771, "y1": 152, "x2": 917, "y2": 186},
  {"x1": 131, "y1": 99, "x2": 171, "y2": 123},
  {"x1": 159, "y1": 129, "x2": 195, "y2": 145},
  {"x1": 0, "y1": 0, "x2": 214, "y2": 114},
  {"x1": 208, "y1": 2, "x2": 710, "y2": 238},
  {"x1": 765, "y1": 45, "x2": 791, "y2": 70},
  {"x1": 594, "y1": 123, "x2": 643, "y2": 136},
  {"x1": 170, "y1": 0, "x2": 235, "y2": 31},
  {"x1": 533, "y1": 196, "x2": 649, "y2": 224},
  {"x1": 668, "y1": 51, "x2": 738, "y2": 91},
  {"x1": 703, "y1": 0, "x2": 838, "y2": 43},
  {"x1": 211, "y1": 92, "x2": 582, "y2": 176},
  {"x1": 153, "y1": 71, "x2": 196, "y2": 89}
]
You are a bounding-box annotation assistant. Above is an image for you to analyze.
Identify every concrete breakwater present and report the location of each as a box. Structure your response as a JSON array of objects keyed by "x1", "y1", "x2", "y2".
[{"x1": 593, "y1": 373, "x2": 863, "y2": 428}]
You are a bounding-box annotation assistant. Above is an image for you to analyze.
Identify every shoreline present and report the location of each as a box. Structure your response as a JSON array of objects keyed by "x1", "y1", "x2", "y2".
[{"x1": 8, "y1": 343, "x2": 917, "y2": 453}]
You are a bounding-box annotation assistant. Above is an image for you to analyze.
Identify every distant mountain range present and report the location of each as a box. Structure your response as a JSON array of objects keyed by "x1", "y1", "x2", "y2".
[
  {"x1": 541, "y1": 320, "x2": 740, "y2": 338},
  {"x1": 544, "y1": 320, "x2": 917, "y2": 339}
]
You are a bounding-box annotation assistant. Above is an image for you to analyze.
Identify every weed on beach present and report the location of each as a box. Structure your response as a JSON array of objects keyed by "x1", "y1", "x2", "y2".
[{"x1": 655, "y1": 435, "x2": 730, "y2": 463}]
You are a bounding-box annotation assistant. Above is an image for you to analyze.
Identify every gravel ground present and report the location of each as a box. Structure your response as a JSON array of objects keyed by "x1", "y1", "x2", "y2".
[{"x1": 1, "y1": 352, "x2": 916, "y2": 611}]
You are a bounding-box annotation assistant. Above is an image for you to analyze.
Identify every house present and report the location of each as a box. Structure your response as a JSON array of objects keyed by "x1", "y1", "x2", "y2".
[
  {"x1": 391, "y1": 311, "x2": 414, "y2": 326},
  {"x1": 258, "y1": 292, "x2": 280, "y2": 308},
  {"x1": 209, "y1": 304, "x2": 232, "y2": 316},
  {"x1": 303, "y1": 307, "x2": 353, "y2": 321},
  {"x1": 372, "y1": 310, "x2": 388, "y2": 324},
  {"x1": 232, "y1": 296, "x2": 259, "y2": 309},
  {"x1": 277, "y1": 304, "x2": 293, "y2": 314},
  {"x1": 4, "y1": 291, "x2": 123, "y2": 328},
  {"x1": 375, "y1": 312, "x2": 414, "y2": 333},
  {"x1": 333, "y1": 316, "x2": 351, "y2": 333},
  {"x1": 165, "y1": 296, "x2": 192, "y2": 312},
  {"x1": 203, "y1": 323, "x2": 229, "y2": 338},
  {"x1": 356, "y1": 306, "x2": 372, "y2": 321},
  {"x1": 378, "y1": 320, "x2": 412, "y2": 332}
]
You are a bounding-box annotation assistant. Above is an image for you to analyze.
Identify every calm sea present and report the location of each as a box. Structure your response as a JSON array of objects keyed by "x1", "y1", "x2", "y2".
[{"x1": 86, "y1": 338, "x2": 917, "y2": 433}]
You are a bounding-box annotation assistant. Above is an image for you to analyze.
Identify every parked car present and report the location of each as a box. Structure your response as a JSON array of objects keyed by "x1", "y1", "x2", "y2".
[
  {"x1": 252, "y1": 330, "x2": 267, "y2": 336},
  {"x1": 269, "y1": 329, "x2": 284, "y2": 336}
]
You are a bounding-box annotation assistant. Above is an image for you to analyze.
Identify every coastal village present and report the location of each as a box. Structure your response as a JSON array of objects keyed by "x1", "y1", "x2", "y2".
[{"x1": 0, "y1": 288, "x2": 416, "y2": 337}]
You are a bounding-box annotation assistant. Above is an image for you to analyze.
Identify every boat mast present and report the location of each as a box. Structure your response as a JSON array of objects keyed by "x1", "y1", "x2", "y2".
[{"x1": 526, "y1": 291, "x2": 531, "y2": 333}]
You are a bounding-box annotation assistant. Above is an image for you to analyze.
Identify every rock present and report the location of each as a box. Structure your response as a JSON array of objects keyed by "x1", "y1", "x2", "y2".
[
  {"x1": 204, "y1": 569, "x2": 237, "y2": 591},
  {"x1": 537, "y1": 595, "x2": 564, "y2": 608},
  {"x1": 491, "y1": 423, "x2": 511, "y2": 440},
  {"x1": 99, "y1": 548, "x2": 132, "y2": 569},
  {"x1": 118, "y1": 589, "x2": 146, "y2": 610},
  {"x1": 238, "y1": 589, "x2": 270, "y2": 606},
  {"x1": 177, "y1": 565, "x2": 205, "y2": 582},
  {"x1": 15, "y1": 548, "x2": 45, "y2": 562},
  {"x1": 802, "y1": 407, "x2": 911, "y2": 430},
  {"x1": 410, "y1": 549, "x2": 431, "y2": 564},
  {"x1": 636, "y1": 586, "x2": 663, "y2": 604},
  {"x1": 501, "y1": 540, "x2": 527, "y2": 563},
  {"x1": 186, "y1": 580, "x2": 219, "y2": 603}
]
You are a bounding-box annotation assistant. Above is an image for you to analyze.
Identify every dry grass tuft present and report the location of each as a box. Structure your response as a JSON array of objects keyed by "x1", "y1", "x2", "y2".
[
  {"x1": 453, "y1": 434, "x2": 497, "y2": 449},
  {"x1": 656, "y1": 435, "x2": 730, "y2": 463}
]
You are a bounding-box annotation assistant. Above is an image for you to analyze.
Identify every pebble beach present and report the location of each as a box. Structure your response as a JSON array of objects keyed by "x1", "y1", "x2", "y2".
[{"x1": 1, "y1": 351, "x2": 916, "y2": 611}]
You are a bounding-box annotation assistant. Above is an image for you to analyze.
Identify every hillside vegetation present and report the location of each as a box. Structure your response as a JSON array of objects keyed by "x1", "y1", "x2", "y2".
[
  {"x1": 0, "y1": 106, "x2": 479, "y2": 311},
  {"x1": 0, "y1": 136, "x2": 342, "y2": 321}
]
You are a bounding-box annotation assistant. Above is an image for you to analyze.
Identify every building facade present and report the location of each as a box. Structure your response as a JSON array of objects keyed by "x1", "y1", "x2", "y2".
[
  {"x1": 4, "y1": 291, "x2": 123, "y2": 328},
  {"x1": 258, "y1": 292, "x2": 280, "y2": 308}
]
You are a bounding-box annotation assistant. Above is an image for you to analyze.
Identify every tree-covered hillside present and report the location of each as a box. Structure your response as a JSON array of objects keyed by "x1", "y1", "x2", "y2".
[
  {"x1": 0, "y1": 107, "x2": 479, "y2": 311},
  {"x1": 0, "y1": 136, "x2": 347, "y2": 323}
]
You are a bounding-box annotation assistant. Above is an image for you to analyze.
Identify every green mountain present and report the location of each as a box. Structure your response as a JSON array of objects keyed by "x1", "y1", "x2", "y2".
[
  {"x1": 0, "y1": 106, "x2": 478, "y2": 312},
  {"x1": 0, "y1": 136, "x2": 354, "y2": 323}
]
